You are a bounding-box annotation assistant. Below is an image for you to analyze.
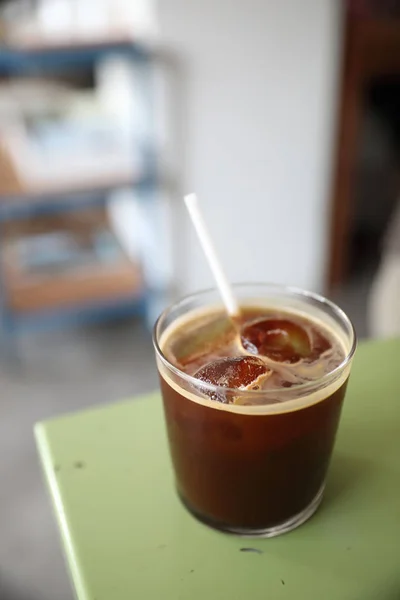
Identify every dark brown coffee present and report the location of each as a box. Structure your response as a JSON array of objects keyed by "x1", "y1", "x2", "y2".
[{"x1": 157, "y1": 305, "x2": 349, "y2": 534}]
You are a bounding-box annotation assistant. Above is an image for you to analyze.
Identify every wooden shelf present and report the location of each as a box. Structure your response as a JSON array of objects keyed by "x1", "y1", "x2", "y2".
[
  {"x1": 4, "y1": 257, "x2": 142, "y2": 314},
  {"x1": 2, "y1": 207, "x2": 143, "y2": 314},
  {"x1": 5, "y1": 34, "x2": 137, "y2": 52},
  {"x1": 0, "y1": 174, "x2": 138, "y2": 203},
  {"x1": 2, "y1": 206, "x2": 107, "y2": 239}
]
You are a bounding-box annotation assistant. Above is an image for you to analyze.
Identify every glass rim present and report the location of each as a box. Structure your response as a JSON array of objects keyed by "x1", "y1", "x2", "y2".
[{"x1": 153, "y1": 282, "x2": 357, "y2": 397}]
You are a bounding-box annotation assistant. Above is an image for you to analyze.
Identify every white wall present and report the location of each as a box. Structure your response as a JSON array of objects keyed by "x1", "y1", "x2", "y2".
[{"x1": 158, "y1": 0, "x2": 343, "y2": 296}]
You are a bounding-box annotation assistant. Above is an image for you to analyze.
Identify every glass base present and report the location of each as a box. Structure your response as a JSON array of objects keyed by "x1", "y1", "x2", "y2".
[{"x1": 180, "y1": 485, "x2": 325, "y2": 538}]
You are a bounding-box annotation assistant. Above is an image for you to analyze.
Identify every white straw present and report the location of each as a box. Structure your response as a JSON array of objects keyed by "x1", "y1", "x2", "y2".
[{"x1": 184, "y1": 193, "x2": 239, "y2": 317}]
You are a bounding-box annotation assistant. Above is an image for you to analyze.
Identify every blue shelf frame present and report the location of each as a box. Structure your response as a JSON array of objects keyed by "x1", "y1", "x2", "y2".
[
  {"x1": 0, "y1": 40, "x2": 151, "y2": 72},
  {"x1": 0, "y1": 41, "x2": 160, "y2": 346},
  {"x1": 0, "y1": 173, "x2": 156, "y2": 222}
]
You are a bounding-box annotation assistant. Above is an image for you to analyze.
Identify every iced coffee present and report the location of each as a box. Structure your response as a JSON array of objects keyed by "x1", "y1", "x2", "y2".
[{"x1": 154, "y1": 284, "x2": 356, "y2": 536}]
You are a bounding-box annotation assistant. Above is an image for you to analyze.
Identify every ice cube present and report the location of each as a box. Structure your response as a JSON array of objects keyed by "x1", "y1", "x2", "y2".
[
  {"x1": 193, "y1": 356, "x2": 270, "y2": 403},
  {"x1": 170, "y1": 315, "x2": 236, "y2": 367},
  {"x1": 241, "y1": 319, "x2": 311, "y2": 363}
]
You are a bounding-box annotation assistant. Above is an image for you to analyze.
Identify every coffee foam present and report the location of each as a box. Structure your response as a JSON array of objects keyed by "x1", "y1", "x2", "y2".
[{"x1": 157, "y1": 302, "x2": 353, "y2": 416}]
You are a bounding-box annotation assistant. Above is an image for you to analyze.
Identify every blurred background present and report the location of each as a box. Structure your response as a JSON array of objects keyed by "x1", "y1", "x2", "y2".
[{"x1": 0, "y1": 0, "x2": 399, "y2": 598}]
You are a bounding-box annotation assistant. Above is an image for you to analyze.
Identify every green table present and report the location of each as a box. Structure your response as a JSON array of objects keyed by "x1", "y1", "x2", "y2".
[{"x1": 35, "y1": 339, "x2": 400, "y2": 600}]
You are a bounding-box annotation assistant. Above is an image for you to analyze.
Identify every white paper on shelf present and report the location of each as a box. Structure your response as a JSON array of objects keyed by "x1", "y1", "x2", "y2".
[{"x1": 106, "y1": 188, "x2": 173, "y2": 291}]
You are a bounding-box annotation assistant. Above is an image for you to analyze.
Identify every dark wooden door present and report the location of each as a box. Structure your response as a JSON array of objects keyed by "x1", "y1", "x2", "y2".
[{"x1": 327, "y1": 2, "x2": 400, "y2": 292}]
